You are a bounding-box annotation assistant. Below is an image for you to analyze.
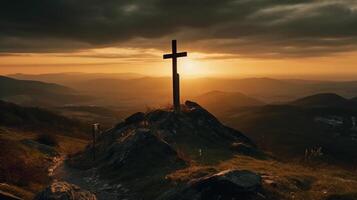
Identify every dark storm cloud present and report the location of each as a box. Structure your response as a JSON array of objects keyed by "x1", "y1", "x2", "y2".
[{"x1": 1, "y1": 0, "x2": 357, "y2": 57}]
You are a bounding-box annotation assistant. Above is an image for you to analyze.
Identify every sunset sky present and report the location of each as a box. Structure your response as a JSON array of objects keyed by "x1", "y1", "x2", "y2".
[{"x1": 1, "y1": 0, "x2": 357, "y2": 79}]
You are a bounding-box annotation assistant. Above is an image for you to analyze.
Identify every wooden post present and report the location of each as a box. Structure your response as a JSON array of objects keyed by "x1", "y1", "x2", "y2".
[{"x1": 175, "y1": 73, "x2": 180, "y2": 112}]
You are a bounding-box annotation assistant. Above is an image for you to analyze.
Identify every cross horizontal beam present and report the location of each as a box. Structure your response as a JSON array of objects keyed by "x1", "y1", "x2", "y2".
[{"x1": 163, "y1": 52, "x2": 187, "y2": 59}]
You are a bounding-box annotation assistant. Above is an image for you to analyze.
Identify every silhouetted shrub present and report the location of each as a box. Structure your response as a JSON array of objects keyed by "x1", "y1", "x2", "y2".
[{"x1": 36, "y1": 133, "x2": 58, "y2": 146}]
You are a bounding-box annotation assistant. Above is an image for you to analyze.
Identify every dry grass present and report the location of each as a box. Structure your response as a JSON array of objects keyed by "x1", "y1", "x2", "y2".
[
  {"x1": 167, "y1": 155, "x2": 357, "y2": 200},
  {"x1": 0, "y1": 135, "x2": 50, "y2": 196},
  {"x1": 0, "y1": 127, "x2": 89, "y2": 198},
  {"x1": 55, "y1": 134, "x2": 88, "y2": 155}
]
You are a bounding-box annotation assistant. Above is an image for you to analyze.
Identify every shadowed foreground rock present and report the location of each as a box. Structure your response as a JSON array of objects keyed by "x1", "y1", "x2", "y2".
[
  {"x1": 159, "y1": 170, "x2": 264, "y2": 200},
  {"x1": 35, "y1": 181, "x2": 97, "y2": 200}
]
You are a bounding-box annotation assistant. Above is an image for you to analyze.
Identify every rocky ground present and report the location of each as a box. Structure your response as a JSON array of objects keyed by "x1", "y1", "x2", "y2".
[{"x1": 51, "y1": 159, "x2": 134, "y2": 200}]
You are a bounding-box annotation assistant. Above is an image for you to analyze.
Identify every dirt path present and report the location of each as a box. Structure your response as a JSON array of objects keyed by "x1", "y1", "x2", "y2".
[{"x1": 50, "y1": 156, "x2": 135, "y2": 200}]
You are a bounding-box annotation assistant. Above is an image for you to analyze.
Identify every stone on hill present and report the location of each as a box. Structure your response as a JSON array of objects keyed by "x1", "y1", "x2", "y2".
[
  {"x1": 21, "y1": 139, "x2": 59, "y2": 157},
  {"x1": 34, "y1": 181, "x2": 97, "y2": 200},
  {"x1": 159, "y1": 169, "x2": 264, "y2": 200}
]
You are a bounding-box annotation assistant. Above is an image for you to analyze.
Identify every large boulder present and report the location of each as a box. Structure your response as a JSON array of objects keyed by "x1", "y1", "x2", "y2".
[
  {"x1": 34, "y1": 181, "x2": 97, "y2": 200},
  {"x1": 160, "y1": 170, "x2": 264, "y2": 200}
]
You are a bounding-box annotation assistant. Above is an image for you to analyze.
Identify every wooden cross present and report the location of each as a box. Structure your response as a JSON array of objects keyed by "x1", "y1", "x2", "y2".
[{"x1": 163, "y1": 40, "x2": 187, "y2": 112}]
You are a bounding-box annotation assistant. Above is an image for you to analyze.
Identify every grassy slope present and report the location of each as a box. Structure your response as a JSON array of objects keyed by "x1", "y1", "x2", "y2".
[
  {"x1": 0, "y1": 127, "x2": 88, "y2": 199},
  {"x1": 168, "y1": 155, "x2": 357, "y2": 200},
  {"x1": 0, "y1": 100, "x2": 89, "y2": 138},
  {"x1": 222, "y1": 104, "x2": 357, "y2": 166}
]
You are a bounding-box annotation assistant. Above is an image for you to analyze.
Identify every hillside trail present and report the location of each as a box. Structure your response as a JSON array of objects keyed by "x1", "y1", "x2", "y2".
[{"x1": 50, "y1": 155, "x2": 135, "y2": 200}]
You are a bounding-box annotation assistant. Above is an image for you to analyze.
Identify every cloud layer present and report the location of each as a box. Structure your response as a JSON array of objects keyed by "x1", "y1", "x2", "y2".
[{"x1": 1, "y1": 0, "x2": 357, "y2": 57}]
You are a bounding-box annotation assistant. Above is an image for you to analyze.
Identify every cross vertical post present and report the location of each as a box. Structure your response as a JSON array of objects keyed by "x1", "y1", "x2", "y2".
[
  {"x1": 172, "y1": 40, "x2": 179, "y2": 112},
  {"x1": 163, "y1": 40, "x2": 187, "y2": 113}
]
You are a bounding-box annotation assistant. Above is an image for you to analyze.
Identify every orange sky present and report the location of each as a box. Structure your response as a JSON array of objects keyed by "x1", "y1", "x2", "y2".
[
  {"x1": 1, "y1": 48, "x2": 357, "y2": 80},
  {"x1": 1, "y1": 1, "x2": 357, "y2": 80}
]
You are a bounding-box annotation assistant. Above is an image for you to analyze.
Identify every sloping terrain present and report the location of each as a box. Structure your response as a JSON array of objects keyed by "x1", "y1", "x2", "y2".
[
  {"x1": 291, "y1": 93, "x2": 352, "y2": 107},
  {"x1": 52, "y1": 105, "x2": 136, "y2": 130},
  {"x1": 0, "y1": 76, "x2": 90, "y2": 106},
  {"x1": 223, "y1": 93, "x2": 357, "y2": 165},
  {"x1": 0, "y1": 127, "x2": 88, "y2": 199},
  {"x1": 0, "y1": 101, "x2": 90, "y2": 199},
  {"x1": 194, "y1": 90, "x2": 264, "y2": 116},
  {"x1": 0, "y1": 100, "x2": 88, "y2": 137},
  {"x1": 166, "y1": 155, "x2": 357, "y2": 200}
]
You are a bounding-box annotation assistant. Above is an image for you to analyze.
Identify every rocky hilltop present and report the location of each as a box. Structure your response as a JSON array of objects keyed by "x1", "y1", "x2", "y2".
[{"x1": 68, "y1": 101, "x2": 263, "y2": 199}]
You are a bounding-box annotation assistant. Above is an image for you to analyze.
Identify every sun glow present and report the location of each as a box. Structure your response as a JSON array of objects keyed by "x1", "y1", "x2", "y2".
[{"x1": 180, "y1": 57, "x2": 200, "y2": 77}]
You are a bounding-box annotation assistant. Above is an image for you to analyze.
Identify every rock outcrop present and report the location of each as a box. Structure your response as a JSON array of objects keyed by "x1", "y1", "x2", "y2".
[
  {"x1": 71, "y1": 101, "x2": 260, "y2": 169},
  {"x1": 96, "y1": 128, "x2": 186, "y2": 175},
  {"x1": 34, "y1": 181, "x2": 97, "y2": 200},
  {"x1": 159, "y1": 169, "x2": 264, "y2": 200},
  {"x1": 69, "y1": 101, "x2": 261, "y2": 199}
]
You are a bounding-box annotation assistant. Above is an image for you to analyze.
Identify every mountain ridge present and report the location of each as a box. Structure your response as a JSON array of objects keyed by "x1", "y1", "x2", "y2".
[{"x1": 0, "y1": 76, "x2": 91, "y2": 106}]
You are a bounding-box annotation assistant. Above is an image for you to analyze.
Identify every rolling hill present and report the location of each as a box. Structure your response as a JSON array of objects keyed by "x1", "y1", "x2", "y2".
[
  {"x1": 0, "y1": 100, "x2": 88, "y2": 137},
  {"x1": 194, "y1": 90, "x2": 264, "y2": 116},
  {"x1": 291, "y1": 93, "x2": 351, "y2": 107},
  {"x1": 222, "y1": 93, "x2": 357, "y2": 165},
  {"x1": 0, "y1": 100, "x2": 90, "y2": 199},
  {"x1": 0, "y1": 76, "x2": 90, "y2": 106}
]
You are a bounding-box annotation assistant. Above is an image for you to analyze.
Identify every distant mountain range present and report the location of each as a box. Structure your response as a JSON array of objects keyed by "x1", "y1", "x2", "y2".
[
  {"x1": 9, "y1": 73, "x2": 357, "y2": 104},
  {"x1": 8, "y1": 73, "x2": 357, "y2": 106},
  {"x1": 9, "y1": 72, "x2": 144, "y2": 86},
  {"x1": 0, "y1": 76, "x2": 91, "y2": 106}
]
